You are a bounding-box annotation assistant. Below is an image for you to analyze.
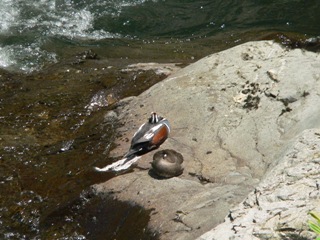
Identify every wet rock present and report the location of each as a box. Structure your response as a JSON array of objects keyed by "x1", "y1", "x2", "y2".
[
  {"x1": 103, "y1": 110, "x2": 118, "y2": 122},
  {"x1": 93, "y1": 41, "x2": 320, "y2": 239},
  {"x1": 121, "y1": 62, "x2": 183, "y2": 76}
]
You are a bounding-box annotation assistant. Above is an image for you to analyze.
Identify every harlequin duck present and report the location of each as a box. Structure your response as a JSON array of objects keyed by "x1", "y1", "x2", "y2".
[
  {"x1": 95, "y1": 112, "x2": 170, "y2": 172},
  {"x1": 151, "y1": 149, "x2": 184, "y2": 178}
]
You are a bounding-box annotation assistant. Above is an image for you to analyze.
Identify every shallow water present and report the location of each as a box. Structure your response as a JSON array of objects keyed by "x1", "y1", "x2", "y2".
[
  {"x1": 0, "y1": 56, "x2": 171, "y2": 238},
  {"x1": 1, "y1": 0, "x2": 320, "y2": 239}
]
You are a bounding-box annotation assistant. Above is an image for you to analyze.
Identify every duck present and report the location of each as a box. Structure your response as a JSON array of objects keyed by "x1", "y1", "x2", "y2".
[
  {"x1": 151, "y1": 149, "x2": 184, "y2": 178},
  {"x1": 95, "y1": 112, "x2": 170, "y2": 172}
]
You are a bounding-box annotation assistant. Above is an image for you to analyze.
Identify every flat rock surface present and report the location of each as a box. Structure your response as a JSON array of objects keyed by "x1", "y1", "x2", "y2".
[{"x1": 93, "y1": 41, "x2": 320, "y2": 239}]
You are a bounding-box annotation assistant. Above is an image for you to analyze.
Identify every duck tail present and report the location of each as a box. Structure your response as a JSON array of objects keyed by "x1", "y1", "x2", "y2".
[{"x1": 94, "y1": 155, "x2": 141, "y2": 172}]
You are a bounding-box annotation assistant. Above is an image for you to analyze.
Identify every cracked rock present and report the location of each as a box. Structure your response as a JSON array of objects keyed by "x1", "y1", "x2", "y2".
[{"x1": 198, "y1": 129, "x2": 320, "y2": 240}]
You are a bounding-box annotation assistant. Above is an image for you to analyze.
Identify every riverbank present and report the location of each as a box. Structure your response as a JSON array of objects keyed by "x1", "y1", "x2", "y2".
[
  {"x1": 1, "y1": 34, "x2": 319, "y2": 238},
  {"x1": 0, "y1": 50, "x2": 181, "y2": 238}
]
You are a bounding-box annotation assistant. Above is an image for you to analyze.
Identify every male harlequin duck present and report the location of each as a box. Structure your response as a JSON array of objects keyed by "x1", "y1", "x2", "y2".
[{"x1": 95, "y1": 112, "x2": 170, "y2": 172}]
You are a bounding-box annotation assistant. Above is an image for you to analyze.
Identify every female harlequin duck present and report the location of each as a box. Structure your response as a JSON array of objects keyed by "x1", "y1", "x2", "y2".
[
  {"x1": 151, "y1": 149, "x2": 184, "y2": 178},
  {"x1": 95, "y1": 112, "x2": 170, "y2": 172}
]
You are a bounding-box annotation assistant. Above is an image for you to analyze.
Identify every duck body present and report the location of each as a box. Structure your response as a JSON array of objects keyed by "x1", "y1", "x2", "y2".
[
  {"x1": 124, "y1": 113, "x2": 170, "y2": 158},
  {"x1": 95, "y1": 112, "x2": 170, "y2": 172},
  {"x1": 151, "y1": 149, "x2": 184, "y2": 178}
]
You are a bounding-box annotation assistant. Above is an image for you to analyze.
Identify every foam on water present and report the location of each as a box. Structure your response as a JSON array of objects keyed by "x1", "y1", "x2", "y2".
[
  {"x1": 0, "y1": 0, "x2": 19, "y2": 32},
  {"x1": 8, "y1": 0, "x2": 118, "y2": 39},
  {"x1": 0, "y1": 0, "x2": 156, "y2": 72},
  {"x1": 0, "y1": 42, "x2": 58, "y2": 72},
  {"x1": 0, "y1": 47, "x2": 16, "y2": 68}
]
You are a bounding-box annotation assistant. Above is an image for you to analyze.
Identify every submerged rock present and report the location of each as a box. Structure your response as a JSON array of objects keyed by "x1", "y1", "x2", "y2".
[{"x1": 93, "y1": 41, "x2": 320, "y2": 239}]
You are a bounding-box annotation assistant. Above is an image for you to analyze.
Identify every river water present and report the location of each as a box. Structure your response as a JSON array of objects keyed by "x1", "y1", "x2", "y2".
[
  {"x1": 0, "y1": 0, "x2": 319, "y2": 239},
  {"x1": 1, "y1": 0, "x2": 319, "y2": 72}
]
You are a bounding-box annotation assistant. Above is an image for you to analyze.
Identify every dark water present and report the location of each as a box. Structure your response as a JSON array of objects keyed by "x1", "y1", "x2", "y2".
[
  {"x1": 0, "y1": 59, "x2": 166, "y2": 239},
  {"x1": 1, "y1": 0, "x2": 320, "y2": 239}
]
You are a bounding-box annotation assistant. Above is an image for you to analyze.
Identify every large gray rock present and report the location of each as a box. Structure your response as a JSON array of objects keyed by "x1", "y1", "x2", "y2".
[
  {"x1": 198, "y1": 128, "x2": 320, "y2": 240},
  {"x1": 93, "y1": 41, "x2": 320, "y2": 239}
]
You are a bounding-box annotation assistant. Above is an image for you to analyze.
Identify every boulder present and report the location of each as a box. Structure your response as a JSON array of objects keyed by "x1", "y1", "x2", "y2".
[
  {"x1": 93, "y1": 41, "x2": 320, "y2": 239},
  {"x1": 198, "y1": 128, "x2": 320, "y2": 240}
]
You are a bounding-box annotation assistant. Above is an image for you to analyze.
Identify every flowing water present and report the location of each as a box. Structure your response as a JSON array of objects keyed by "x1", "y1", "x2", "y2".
[
  {"x1": 1, "y1": 0, "x2": 319, "y2": 72},
  {"x1": 0, "y1": 0, "x2": 320, "y2": 239}
]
